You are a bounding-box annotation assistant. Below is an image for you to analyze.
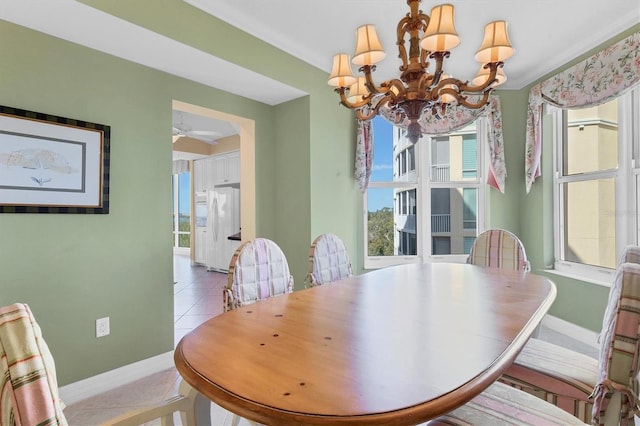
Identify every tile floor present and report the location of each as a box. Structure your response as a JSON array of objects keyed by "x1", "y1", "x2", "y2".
[
  {"x1": 64, "y1": 254, "x2": 602, "y2": 425},
  {"x1": 173, "y1": 253, "x2": 227, "y2": 348}
]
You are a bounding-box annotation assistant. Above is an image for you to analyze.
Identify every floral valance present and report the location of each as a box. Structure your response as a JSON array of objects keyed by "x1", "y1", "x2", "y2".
[
  {"x1": 355, "y1": 93, "x2": 507, "y2": 193},
  {"x1": 172, "y1": 159, "x2": 190, "y2": 174},
  {"x1": 525, "y1": 32, "x2": 640, "y2": 193}
]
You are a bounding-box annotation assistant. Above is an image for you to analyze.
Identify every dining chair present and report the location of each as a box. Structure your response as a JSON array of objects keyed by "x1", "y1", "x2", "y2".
[
  {"x1": 0, "y1": 303, "x2": 199, "y2": 426},
  {"x1": 223, "y1": 238, "x2": 293, "y2": 426},
  {"x1": 223, "y1": 238, "x2": 294, "y2": 312},
  {"x1": 467, "y1": 228, "x2": 531, "y2": 271},
  {"x1": 426, "y1": 381, "x2": 589, "y2": 425},
  {"x1": 499, "y1": 252, "x2": 640, "y2": 425},
  {"x1": 306, "y1": 233, "x2": 352, "y2": 287}
]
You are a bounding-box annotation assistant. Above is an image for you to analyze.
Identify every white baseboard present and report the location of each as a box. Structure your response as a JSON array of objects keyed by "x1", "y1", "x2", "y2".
[
  {"x1": 541, "y1": 314, "x2": 599, "y2": 349},
  {"x1": 58, "y1": 351, "x2": 174, "y2": 406}
]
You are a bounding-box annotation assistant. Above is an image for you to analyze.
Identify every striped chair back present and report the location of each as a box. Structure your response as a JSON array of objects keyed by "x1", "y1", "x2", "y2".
[
  {"x1": 307, "y1": 233, "x2": 352, "y2": 287},
  {"x1": 224, "y1": 238, "x2": 294, "y2": 312},
  {"x1": 467, "y1": 229, "x2": 530, "y2": 271},
  {"x1": 591, "y1": 262, "x2": 640, "y2": 425},
  {"x1": 0, "y1": 303, "x2": 67, "y2": 426},
  {"x1": 620, "y1": 245, "x2": 640, "y2": 265}
]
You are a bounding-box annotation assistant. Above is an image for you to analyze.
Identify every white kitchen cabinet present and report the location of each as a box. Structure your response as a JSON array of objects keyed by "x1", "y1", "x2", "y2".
[
  {"x1": 212, "y1": 151, "x2": 240, "y2": 186},
  {"x1": 225, "y1": 151, "x2": 240, "y2": 184},
  {"x1": 193, "y1": 158, "x2": 208, "y2": 194}
]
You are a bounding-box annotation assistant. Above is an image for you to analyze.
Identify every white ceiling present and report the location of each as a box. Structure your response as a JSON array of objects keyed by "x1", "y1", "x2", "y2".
[
  {"x1": 2, "y1": 0, "x2": 638, "y2": 138},
  {"x1": 186, "y1": 0, "x2": 639, "y2": 90}
]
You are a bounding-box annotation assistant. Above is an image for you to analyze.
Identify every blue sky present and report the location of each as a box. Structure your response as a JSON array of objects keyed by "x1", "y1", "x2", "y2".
[
  {"x1": 179, "y1": 173, "x2": 190, "y2": 215},
  {"x1": 368, "y1": 116, "x2": 394, "y2": 212}
]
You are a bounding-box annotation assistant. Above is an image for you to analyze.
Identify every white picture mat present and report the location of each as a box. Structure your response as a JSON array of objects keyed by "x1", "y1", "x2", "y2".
[{"x1": 0, "y1": 114, "x2": 103, "y2": 207}]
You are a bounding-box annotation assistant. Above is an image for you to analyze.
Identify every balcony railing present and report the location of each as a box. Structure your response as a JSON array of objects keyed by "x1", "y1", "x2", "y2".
[
  {"x1": 431, "y1": 214, "x2": 451, "y2": 233},
  {"x1": 431, "y1": 164, "x2": 450, "y2": 182}
]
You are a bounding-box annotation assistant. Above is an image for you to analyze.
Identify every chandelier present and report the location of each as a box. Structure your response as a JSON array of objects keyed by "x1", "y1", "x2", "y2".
[{"x1": 327, "y1": 0, "x2": 514, "y2": 143}]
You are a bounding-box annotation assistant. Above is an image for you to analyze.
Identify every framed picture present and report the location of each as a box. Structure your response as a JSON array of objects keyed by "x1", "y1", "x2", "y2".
[{"x1": 0, "y1": 105, "x2": 110, "y2": 214}]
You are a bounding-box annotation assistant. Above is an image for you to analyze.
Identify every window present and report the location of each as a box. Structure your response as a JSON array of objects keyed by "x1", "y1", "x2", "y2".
[
  {"x1": 172, "y1": 171, "x2": 191, "y2": 250},
  {"x1": 553, "y1": 88, "x2": 640, "y2": 282},
  {"x1": 462, "y1": 135, "x2": 477, "y2": 178},
  {"x1": 364, "y1": 116, "x2": 485, "y2": 268}
]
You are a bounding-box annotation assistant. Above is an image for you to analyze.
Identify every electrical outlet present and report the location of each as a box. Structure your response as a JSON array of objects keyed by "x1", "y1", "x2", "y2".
[{"x1": 96, "y1": 317, "x2": 110, "y2": 338}]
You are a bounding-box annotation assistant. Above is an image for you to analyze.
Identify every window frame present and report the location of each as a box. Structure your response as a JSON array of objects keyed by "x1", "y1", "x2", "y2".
[
  {"x1": 552, "y1": 88, "x2": 640, "y2": 284},
  {"x1": 364, "y1": 118, "x2": 487, "y2": 269}
]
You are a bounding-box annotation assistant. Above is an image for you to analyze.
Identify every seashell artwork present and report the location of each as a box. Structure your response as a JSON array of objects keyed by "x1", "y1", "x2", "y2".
[{"x1": 0, "y1": 149, "x2": 77, "y2": 187}]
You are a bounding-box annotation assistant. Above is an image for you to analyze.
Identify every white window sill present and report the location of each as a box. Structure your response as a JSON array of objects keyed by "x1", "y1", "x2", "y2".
[{"x1": 541, "y1": 268, "x2": 613, "y2": 288}]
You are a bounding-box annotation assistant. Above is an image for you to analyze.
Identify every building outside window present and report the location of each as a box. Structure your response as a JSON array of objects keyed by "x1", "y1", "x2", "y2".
[
  {"x1": 364, "y1": 116, "x2": 485, "y2": 269},
  {"x1": 553, "y1": 88, "x2": 640, "y2": 282}
]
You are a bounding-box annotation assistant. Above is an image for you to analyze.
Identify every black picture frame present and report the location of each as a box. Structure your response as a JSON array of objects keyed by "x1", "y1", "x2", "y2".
[{"x1": 0, "y1": 105, "x2": 110, "y2": 214}]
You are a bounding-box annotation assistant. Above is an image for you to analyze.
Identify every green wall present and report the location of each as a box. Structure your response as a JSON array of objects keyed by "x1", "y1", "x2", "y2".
[
  {"x1": 484, "y1": 89, "x2": 529, "y2": 233},
  {"x1": 0, "y1": 6, "x2": 356, "y2": 384},
  {"x1": 273, "y1": 97, "x2": 312, "y2": 288}
]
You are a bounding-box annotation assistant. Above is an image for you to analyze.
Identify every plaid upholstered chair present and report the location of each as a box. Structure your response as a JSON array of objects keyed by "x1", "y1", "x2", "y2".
[
  {"x1": 0, "y1": 303, "x2": 200, "y2": 426},
  {"x1": 467, "y1": 229, "x2": 531, "y2": 271},
  {"x1": 306, "y1": 233, "x2": 352, "y2": 287},
  {"x1": 426, "y1": 381, "x2": 589, "y2": 425},
  {"x1": 224, "y1": 238, "x2": 294, "y2": 312},
  {"x1": 499, "y1": 250, "x2": 640, "y2": 425},
  {"x1": 223, "y1": 238, "x2": 293, "y2": 426}
]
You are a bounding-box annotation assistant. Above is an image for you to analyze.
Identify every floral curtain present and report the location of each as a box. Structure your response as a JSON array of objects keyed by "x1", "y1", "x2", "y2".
[
  {"x1": 354, "y1": 92, "x2": 507, "y2": 193},
  {"x1": 354, "y1": 119, "x2": 373, "y2": 192},
  {"x1": 525, "y1": 32, "x2": 640, "y2": 193}
]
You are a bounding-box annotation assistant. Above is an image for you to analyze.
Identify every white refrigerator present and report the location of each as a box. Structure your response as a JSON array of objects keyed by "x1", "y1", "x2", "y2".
[{"x1": 206, "y1": 186, "x2": 241, "y2": 272}]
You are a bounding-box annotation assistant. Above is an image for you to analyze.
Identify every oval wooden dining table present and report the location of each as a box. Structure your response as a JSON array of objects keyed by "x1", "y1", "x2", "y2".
[{"x1": 174, "y1": 262, "x2": 556, "y2": 426}]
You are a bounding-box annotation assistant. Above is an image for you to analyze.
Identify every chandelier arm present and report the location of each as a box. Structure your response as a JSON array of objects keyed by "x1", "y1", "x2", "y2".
[
  {"x1": 460, "y1": 62, "x2": 503, "y2": 92},
  {"x1": 420, "y1": 48, "x2": 429, "y2": 69},
  {"x1": 418, "y1": 12, "x2": 430, "y2": 68},
  {"x1": 396, "y1": 16, "x2": 411, "y2": 71},
  {"x1": 428, "y1": 51, "x2": 448, "y2": 87},
  {"x1": 382, "y1": 78, "x2": 406, "y2": 99},
  {"x1": 439, "y1": 88, "x2": 492, "y2": 109},
  {"x1": 362, "y1": 65, "x2": 393, "y2": 96},
  {"x1": 417, "y1": 73, "x2": 436, "y2": 94},
  {"x1": 335, "y1": 88, "x2": 375, "y2": 110},
  {"x1": 431, "y1": 76, "x2": 462, "y2": 92},
  {"x1": 458, "y1": 90, "x2": 492, "y2": 109},
  {"x1": 356, "y1": 96, "x2": 393, "y2": 121}
]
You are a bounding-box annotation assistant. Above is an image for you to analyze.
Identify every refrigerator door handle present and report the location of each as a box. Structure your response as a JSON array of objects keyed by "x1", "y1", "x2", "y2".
[{"x1": 212, "y1": 197, "x2": 219, "y2": 242}]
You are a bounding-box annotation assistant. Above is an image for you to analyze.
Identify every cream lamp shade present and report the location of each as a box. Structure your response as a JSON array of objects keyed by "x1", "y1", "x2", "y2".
[
  {"x1": 347, "y1": 77, "x2": 369, "y2": 103},
  {"x1": 474, "y1": 20, "x2": 514, "y2": 63},
  {"x1": 421, "y1": 4, "x2": 460, "y2": 52},
  {"x1": 472, "y1": 65, "x2": 507, "y2": 87},
  {"x1": 352, "y1": 24, "x2": 386, "y2": 66},
  {"x1": 328, "y1": 54, "x2": 357, "y2": 87}
]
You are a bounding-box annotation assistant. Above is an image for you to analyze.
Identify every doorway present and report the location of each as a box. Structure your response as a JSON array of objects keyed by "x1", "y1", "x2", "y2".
[{"x1": 171, "y1": 100, "x2": 256, "y2": 343}]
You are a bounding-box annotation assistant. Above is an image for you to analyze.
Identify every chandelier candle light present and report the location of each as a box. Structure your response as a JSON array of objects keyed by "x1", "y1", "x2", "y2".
[{"x1": 328, "y1": 0, "x2": 514, "y2": 143}]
